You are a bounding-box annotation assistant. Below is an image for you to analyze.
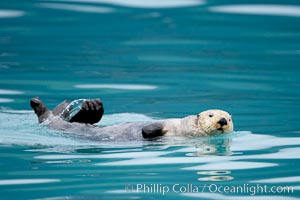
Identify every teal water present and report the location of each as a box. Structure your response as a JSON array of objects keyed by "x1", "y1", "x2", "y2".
[{"x1": 1, "y1": 0, "x2": 300, "y2": 199}]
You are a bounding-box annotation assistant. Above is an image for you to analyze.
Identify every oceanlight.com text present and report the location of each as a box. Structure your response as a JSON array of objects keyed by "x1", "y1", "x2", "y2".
[{"x1": 125, "y1": 183, "x2": 294, "y2": 196}]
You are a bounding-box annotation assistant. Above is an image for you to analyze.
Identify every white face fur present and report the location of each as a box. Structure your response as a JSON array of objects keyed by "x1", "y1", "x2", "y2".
[{"x1": 196, "y1": 109, "x2": 234, "y2": 135}]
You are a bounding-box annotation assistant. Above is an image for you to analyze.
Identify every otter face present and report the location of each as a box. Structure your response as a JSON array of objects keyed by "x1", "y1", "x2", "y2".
[{"x1": 196, "y1": 110, "x2": 233, "y2": 135}]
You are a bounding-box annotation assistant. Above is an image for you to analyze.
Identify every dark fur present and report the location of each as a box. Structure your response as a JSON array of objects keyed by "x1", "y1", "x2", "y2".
[{"x1": 30, "y1": 98, "x2": 164, "y2": 139}]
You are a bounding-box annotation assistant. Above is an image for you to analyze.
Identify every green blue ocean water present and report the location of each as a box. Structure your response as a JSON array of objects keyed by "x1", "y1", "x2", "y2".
[{"x1": 0, "y1": 0, "x2": 300, "y2": 199}]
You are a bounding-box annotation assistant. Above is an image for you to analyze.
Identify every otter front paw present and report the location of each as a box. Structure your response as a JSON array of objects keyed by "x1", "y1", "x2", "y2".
[
  {"x1": 69, "y1": 99, "x2": 104, "y2": 124},
  {"x1": 142, "y1": 123, "x2": 165, "y2": 139}
]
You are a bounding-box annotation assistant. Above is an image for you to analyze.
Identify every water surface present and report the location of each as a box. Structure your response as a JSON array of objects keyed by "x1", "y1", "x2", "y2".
[{"x1": 0, "y1": 0, "x2": 300, "y2": 199}]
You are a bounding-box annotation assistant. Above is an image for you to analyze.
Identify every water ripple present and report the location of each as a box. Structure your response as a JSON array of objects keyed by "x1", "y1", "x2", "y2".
[
  {"x1": 209, "y1": 5, "x2": 300, "y2": 18},
  {"x1": 0, "y1": 98, "x2": 14, "y2": 103},
  {"x1": 0, "y1": 89, "x2": 24, "y2": 95},
  {"x1": 74, "y1": 84, "x2": 157, "y2": 90},
  {"x1": 0, "y1": 10, "x2": 25, "y2": 18},
  {"x1": 0, "y1": 179, "x2": 60, "y2": 185},
  {"x1": 37, "y1": 3, "x2": 115, "y2": 13},
  {"x1": 183, "y1": 161, "x2": 277, "y2": 170},
  {"x1": 250, "y1": 176, "x2": 300, "y2": 183},
  {"x1": 182, "y1": 192, "x2": 298, "y2": 200},
  {"x1": 40, "y1": 0, "x2": 205, "y2": 8}
]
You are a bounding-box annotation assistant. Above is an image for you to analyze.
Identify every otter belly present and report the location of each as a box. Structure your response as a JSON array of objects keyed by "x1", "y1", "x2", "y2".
[{"x1": 46, "y1": 118, "x2": 149, "y2": 141}]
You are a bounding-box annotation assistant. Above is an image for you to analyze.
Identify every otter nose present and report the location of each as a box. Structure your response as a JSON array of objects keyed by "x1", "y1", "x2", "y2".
[{"x1": 218, "y1": 118, "x2": 227, "y2": 126}]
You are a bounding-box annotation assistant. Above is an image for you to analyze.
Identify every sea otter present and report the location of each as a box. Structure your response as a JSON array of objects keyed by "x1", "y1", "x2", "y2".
[{"x1": 30, "y1": 98, "x2": 233, "y2": 140}]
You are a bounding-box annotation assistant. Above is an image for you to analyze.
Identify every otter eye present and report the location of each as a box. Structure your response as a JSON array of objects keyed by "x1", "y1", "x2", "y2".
[
  {"x1": 229, "y1": 118, "x2": 231, "y2": 122},
  {"x1": 209, "y1": 114, "x2": 213, "y2": 118}
]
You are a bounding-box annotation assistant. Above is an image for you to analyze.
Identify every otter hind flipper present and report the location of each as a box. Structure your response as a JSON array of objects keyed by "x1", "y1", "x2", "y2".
[
  {"x1": 142, "y1": 123, "x2": 166, "y2": 139},
  {"x1": 30, "y1": 97, "x2": 51, "y2": 123},
  {"x1": 52, "y1": 100, "x2": 70, "y2": 116}
]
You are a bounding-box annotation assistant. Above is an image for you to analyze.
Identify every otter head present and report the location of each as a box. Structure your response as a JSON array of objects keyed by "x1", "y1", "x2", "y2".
[
  {"x1": 196, "y1": 109, "x2": 233, "y2": 136},
  {"x1": 30, "y1": 97, "x2": 51, "y2": 123}
]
